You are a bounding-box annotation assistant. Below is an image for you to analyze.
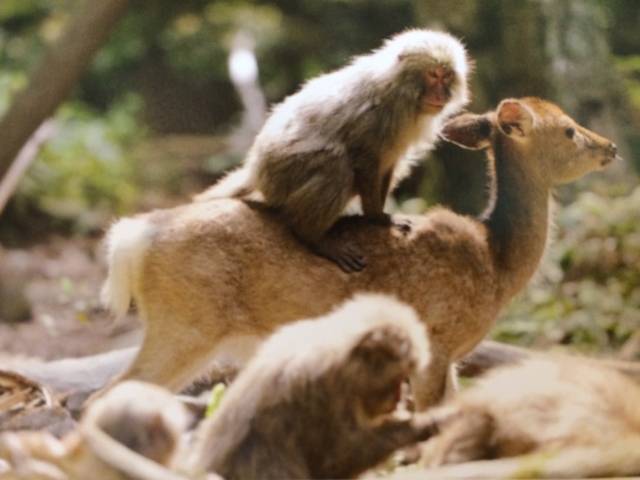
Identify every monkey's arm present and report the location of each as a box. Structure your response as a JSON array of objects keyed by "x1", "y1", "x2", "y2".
[
  {"x1": 355, "y1": 167, "x2": 412, "y2": 233},
  {"x1": 356, "y1": 166, "x2": 387, "y2": 220},
  {"x1": 337, "y1": 411, "x2": 451, "y2": 478}
]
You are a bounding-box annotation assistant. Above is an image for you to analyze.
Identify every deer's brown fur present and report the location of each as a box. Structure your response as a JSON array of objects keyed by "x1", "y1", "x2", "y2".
[{"x1": 101, "y1": 97, "x2": 617, "y2": 408}]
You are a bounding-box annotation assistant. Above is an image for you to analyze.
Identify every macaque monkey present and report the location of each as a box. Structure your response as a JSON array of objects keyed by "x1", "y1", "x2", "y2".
[
  {"x1": 0, "y1": 382, "x2": 194, "y2": 480},
  {"x1": 196, "y1": 29, "x2": 470, "y2": 272},
  {"x1": 413, "y1": 355, "x2": 640, "y2": 479},
  {"x1": 184, "y1": 294, "x2": 454, "y2": 479}
]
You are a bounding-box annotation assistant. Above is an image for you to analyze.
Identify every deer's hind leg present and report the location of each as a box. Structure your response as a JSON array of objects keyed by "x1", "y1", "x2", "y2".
[{"x1": 117, "y1": 320, "x2": 226, "y2": 392}]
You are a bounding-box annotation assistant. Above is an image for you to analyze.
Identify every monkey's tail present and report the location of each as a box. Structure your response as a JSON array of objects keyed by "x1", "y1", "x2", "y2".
[
  {"x1": 82, "y1": 423, "x2": 191, "y2": 480},
  {"x1": 193, "y1": 167, "x2": 256, "y2": 201},
  {"x1": 101, "y1": 217, "x2": 155, "y2": 319}
]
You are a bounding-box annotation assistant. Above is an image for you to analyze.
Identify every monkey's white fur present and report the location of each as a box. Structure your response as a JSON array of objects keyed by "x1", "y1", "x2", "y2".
[{"x1": 197, "y1": 29, "x2": 469, "y2": 202}]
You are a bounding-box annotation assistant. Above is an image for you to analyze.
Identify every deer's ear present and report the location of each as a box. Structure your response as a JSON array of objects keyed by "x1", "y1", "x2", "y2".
[
  {"x1": 441, "y1": 113, "x2": 493, "y2": 150},
  {"x1": 496, "y1": 99, "x2": 535, "y2": 138}
]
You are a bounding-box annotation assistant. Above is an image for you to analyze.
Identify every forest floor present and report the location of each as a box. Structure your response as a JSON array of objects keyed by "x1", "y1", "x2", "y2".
[{"x1": 0, "y1": 237, "x2": 140, "y2": 361}]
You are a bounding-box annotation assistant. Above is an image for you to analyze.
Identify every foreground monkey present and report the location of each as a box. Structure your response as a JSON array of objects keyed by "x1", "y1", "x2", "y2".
[
  {"x1": 0, "y1": 382, "x2": 193, "y2": 480},
  {"x1": 196, "y1": 29, "x2": 470, "y2": 272},
  {"x1": 410, "y1": 355, "x2": 640, "y2": 479},
  {"x1": 184, "y1": 294, "x2": 452, "y2": 479}
]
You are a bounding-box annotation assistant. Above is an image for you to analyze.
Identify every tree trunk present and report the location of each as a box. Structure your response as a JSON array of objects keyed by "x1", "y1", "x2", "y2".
[{"x1": 0, "y1": 0, "x2": 130, "y2": 180}]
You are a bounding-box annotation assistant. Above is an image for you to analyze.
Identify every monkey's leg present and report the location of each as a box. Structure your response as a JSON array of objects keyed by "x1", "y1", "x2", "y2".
[
  {"x1": 282, "y1": 170, "x2": 366, "y2": 273},
  {"x1": 359, "y1": 169, "x2": 412, "y2": 233}
]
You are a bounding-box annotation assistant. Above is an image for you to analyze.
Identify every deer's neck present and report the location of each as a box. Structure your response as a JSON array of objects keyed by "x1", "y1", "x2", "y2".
[{"x1": 483, "y1": 137, "x2": 550, "y2": 300}]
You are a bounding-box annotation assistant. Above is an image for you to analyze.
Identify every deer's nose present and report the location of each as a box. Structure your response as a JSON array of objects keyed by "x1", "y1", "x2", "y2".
[{"x1": 608, "y1": 142, "x2": 618, "y2": 155}]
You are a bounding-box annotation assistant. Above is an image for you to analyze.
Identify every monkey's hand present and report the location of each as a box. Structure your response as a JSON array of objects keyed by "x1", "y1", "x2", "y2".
[
  {"x1": 365, "y1": 214, "x2": 412, "y2": 234},
  {"x1": 411, "y1": 405, "x2": 460, "y2": 442},
  {"x1": 312, "y1": 241, "x2": 367, "y2": 273}
]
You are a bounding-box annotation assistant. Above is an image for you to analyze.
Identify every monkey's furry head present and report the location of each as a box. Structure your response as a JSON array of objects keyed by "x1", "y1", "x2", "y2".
[
  {"x1": 84, "y1": 381, "x2": 192, "y2": 464},
  {"x1": 385, "y1": 29, "x2": 470, "y2": 78},
  {"x1": 365, "y1": 29, "x2": 470, "y2": 118}
]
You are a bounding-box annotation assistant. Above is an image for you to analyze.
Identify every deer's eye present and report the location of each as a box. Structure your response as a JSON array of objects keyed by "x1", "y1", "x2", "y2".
[{"x1": 565, "y1": 127, "x2": 576, "y2": 139}]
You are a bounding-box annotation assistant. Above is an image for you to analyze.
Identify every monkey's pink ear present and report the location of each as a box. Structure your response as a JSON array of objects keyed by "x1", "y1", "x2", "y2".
[
  {"x1": 441, "y1": 113, "x2": 493, "y2": 150},
  {"x1": 496, "y1": 99, "x2": 535, "y2": 138}
]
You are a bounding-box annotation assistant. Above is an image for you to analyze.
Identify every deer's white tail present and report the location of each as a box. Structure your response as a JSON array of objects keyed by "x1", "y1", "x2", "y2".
[
  {"x1": 101, "y1": 217, "x2": 155, "y2": 319},
  {"x1": 193, "y1": 167, "x2": 255, "y2": 201}
]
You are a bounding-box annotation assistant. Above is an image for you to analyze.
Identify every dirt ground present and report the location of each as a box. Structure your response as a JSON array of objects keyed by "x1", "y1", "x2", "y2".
[{"x1": 0, "y1": 236, "x2": 140, "y2": 361}]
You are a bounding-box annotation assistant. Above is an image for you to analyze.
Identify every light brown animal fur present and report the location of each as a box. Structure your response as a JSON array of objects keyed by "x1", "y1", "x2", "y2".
[
  {"x1": 195, "y1": 29, "x2": 470, "y2": 272},
  {"x1": 412, "y1": 355, "x2": 640, "y2": 479},
  {"x1": 101, "y1": 97, "x2": 617, "y2": 409},
  {"x1": 0, "y1": 382, "x2": 192, "y2": 480},
  {"x1": 184, "y1": 294, "x2": 452, "y2": 480}
]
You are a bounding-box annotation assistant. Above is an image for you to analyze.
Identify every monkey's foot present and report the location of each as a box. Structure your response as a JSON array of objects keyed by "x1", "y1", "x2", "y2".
[
  {"x1": 393, "y1": 218, "x2": 412, "y2": 234},
  {"x1": 313, "y1": 242, "x2": 366, "y2": 273},
  {"x1": 365, "y1": 214, "x2": 412, "y2": 234}
]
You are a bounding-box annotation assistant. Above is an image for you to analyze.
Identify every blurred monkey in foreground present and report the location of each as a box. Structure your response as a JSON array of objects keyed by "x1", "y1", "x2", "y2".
[
  {"x1": 411, "y1": 355, "x2": 640, "y2": 479},
  {"x1": 0, "y1": 382, "x2": 194, "y2": 480},
  {"x1": 185, "y1": 294, "x2": 453, "y2": 479}
]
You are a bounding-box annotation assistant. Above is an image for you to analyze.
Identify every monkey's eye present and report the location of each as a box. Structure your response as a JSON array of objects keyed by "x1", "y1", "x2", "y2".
[{"x1": 565, "y1": 127, "x2": 575, "y2": 139}]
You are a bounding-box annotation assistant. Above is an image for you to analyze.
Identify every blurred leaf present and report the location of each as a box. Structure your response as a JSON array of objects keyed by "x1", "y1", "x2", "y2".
[{"x1": 205, "y1": 383, "x2": 226, "y2": 418}]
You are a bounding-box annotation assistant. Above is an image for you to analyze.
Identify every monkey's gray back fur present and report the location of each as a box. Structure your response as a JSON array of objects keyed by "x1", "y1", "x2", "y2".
[{"x1": 198, "y1": 29, "x2": 469, "y2": 204}]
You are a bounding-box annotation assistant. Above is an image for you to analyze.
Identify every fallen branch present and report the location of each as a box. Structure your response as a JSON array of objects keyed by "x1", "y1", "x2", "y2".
[{"x1": 0, "y1": 120, "x2": 57, "y2": 214}]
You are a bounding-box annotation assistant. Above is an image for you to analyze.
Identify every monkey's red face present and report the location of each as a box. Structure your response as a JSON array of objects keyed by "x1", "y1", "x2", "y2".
[{"x1": 422, "y1": 65, "x2": 454, "y2": 113}]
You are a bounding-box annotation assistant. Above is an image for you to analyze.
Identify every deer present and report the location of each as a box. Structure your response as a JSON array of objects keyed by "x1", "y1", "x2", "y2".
[{"x1": 100, "y1": 97, "x2": 618, "y2": 409}]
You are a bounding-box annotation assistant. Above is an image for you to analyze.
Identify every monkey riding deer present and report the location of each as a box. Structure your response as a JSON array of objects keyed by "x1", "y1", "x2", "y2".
[
  {"x1": 185, "y1": 294, "x2": 454, "y2": 480},
  {"x1": 101, "y1": 97, "x2": 618, "y2": 409},
  {"x1": 406, "y1": 355, "x2": 640, "y2": 479},
  {"x1": 195, "y1": 29, "x2": 470, "y2": 272}
]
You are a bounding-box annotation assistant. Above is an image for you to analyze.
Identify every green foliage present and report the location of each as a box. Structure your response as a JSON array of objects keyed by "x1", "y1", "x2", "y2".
[
  {"x1": 160, "y1": 1, "x2": 284, "y2": 80},
  {"x1": 495, "y1": 186, "x2": 640, "y2": 353},
  {"x1": 205, "y1": 383, "x2": 226, "y2": 418},
  {"x1": 14, "y1": 94, "x2": 145, "y2": 233},
  {"x1": 0, "y1": 71, "x2": 27, "y2": 116},
  {"x1": 617, "y1": 55, "x2": 640, "y2": 104}
]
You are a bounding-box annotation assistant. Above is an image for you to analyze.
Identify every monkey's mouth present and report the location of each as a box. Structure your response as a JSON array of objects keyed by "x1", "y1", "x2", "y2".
[
  {"x1": 423, "y1": 100, "x2": 445, "y2": 113},
  {"x1": 363, "y1": 378, "x2": 406, "y2": 417}
]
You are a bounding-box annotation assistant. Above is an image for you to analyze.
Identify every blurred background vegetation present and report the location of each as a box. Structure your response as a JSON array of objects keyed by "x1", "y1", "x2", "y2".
[{"x1": 0, "y1": 0, "x2": 639, "y2": 356}]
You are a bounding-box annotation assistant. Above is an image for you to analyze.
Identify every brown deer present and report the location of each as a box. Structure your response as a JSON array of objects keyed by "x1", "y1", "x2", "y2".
[{"x1": 101, "y1": 97, "x2": 618, "y2": 409}]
